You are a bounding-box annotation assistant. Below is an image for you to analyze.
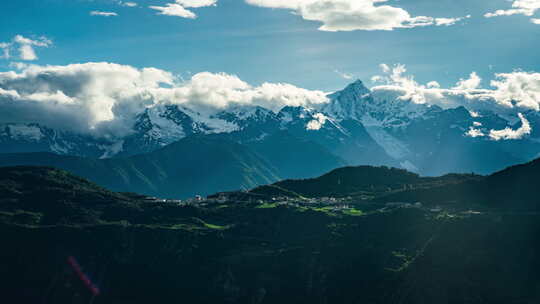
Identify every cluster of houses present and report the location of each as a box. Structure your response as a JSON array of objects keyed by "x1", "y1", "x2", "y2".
[
  {"x1": 141, "y1": 192, "x2": 355, "y2": 208},
  {"x1": 141, "y1": 193, "x2": 480, "y2": 216},
  {"x1": 141, "y1": 195, "x2": 203, "y2": 206},
  {"x1": 383, "y1": 202, "x2": 449, "y2": 213},
  {"x1": 385, "y1": 202, "x2": 423, "y2": 209}
]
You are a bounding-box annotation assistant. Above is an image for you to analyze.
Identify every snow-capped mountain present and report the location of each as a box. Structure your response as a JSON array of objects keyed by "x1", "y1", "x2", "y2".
[
  {"x1": 1, "y1": 79, "x2": 539, "y2": 176},
  {"x1": 0, "y1": 123, "x2": 116, "y2": 158},
  {"x1": 324, "y1": 80, "x2": 433, "y2": 128}
]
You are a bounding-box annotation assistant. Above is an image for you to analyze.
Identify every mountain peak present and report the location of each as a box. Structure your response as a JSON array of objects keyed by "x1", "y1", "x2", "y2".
[
  {"x1": 346, "y1": 79, "x2": 368, "y2": 90},
  {"x1": 337, "y1": 79, "x2": 370, "y2": 97},
  {"x1": 323, "y1": 80, "x2": 373, "y2": 121}
]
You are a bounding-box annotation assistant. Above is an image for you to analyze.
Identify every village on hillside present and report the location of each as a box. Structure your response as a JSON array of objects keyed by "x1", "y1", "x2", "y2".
[{"x1": 139, "y1": 191, "x2": 480, "y2": 216}]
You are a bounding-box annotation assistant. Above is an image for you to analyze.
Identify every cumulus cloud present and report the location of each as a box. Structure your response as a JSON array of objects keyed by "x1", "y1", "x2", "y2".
[
  {"x1": 0, "y1": 62, "x2": 172, "y2": 137},
  {"x1": 489, "y1": 113, "x2": 532, "y2": 140},
  {"x1": 453, "y1": 72, "x2": 482, "y2": 90},
  {"x1": 532, "y1": 18, "x2": 540, "y2": 24},
  {"x1": 149, "y1": 3, "x2": 196, "y2": 18},
  {"x1": 0, "y1": 35, "x2": 53, "y2": 61},
  {"x1": 371, "y1": 64, "x2": 540, "y2": 112},
  {"x1": 0, "y1": 62, "x2": 328, "y2": 138},
  {"x1": 245, "y1": 0, "x2": 469, "y2": 31},
  {"x1": 485, "y1": 0, "x2": 540, "y2": 17},
  {"x1": 90, "y1": 11, "x2": 119, "y2": 17},
  {"x1": 490, "y1": 71, "x2": 540, "y2": 110},
  {"x1": 485, "y1": 0, "x2": 540, "y2": 23},
  {"x1": 149, "y1": 0, "x2": 217, "y2": 18}
]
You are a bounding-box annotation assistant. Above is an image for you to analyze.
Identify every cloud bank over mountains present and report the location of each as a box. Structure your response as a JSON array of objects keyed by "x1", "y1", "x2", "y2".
[
  {"x1": 370, "y1": 64, "x2": 540, "y2": 114},
  {"x1": 0, "y1": 61, "x2": 539, "y2": 140},
  {"x1": 370, "y1": 64, "x2": 540, "y2": 140},
  {"x1": 0, "y1": 62, "x2": 327, "y2": 138}
]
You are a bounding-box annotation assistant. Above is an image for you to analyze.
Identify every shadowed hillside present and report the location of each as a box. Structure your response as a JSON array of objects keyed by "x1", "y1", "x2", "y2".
[
  {"x1": 1, "y1": 163, "x2": 540, "y2": 303},
  {"x1": 0, "y1": 136, "x2": 281, "y2": 198}
]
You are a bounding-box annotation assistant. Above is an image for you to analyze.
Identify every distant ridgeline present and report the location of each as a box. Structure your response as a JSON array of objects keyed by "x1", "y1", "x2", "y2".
[
  {"x1": 0, "y1": 135, "x2": 343, "y2": 199},
  {"x1": 1, "y1": 158, "x2": 540, "y2": 304}
]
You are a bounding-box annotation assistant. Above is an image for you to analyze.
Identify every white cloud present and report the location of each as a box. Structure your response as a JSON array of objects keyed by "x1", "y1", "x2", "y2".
[
  {"x1": 0, "y1": 62, "x2": 328, "y2": 138},
  {"x1": 90, "y1": 11, "x2": 119, "y2": 17},
  {"x1": 453, "y1": 72, "x2": 482, "y2": 90},
  {"x1": 0, "y1": 35, "x2": 53, "y2": 61},
  {"x1": 306, "y1": 113, "x2": 329, "y2": 130},
  {"x1": 0, "y1": 62, "x2": 172, "y2": 137},
  {"x1": 118, "y1": 1, "x2": 138, "y2": 7},
  {"x1": 435, "y1": 15, "x2": 471, "y2": 26},
  {"x1": 18, "y1": 45, "x2": 38, "y2": 61},
  {"x1": 532, "y1": 18, "x2": 540, "y2": 24},
  {"x1": 334, "y1": 69, "x2": 353, "y2": 80},
  {"x1": 469, "y1": 110, "x2": 480, "y2": 118},
  {"x1": 490, "y1": 71, "x2": 540, "y2": 110},
  {"x1": 466, "y1": 127, "x2": 485, "y2": 138},
  {"x1": 485, "y1": 0, "x2": 540, "y2": 23},
  {"x1": 489, "y1": 113, "x2": 532, "y2": 140},
  {"x1": 149, "y1": 0, "x2": 217, "y2": 18},
  {"x1": 371, "y1": 64, "x2": 540, "y2": 113},
  {"x1": 427, "y1": 81, "x2": 440, "y2": 88},
  {"x1": 176, "y1": 0, "x2": 217, "y2": 8},
  {"x1": 245, "y1": 0, "x2": 469, "y2": 31},
  {"x1": 149, "y1": 3, "x2": 196, "y2": 18},
  {"x1": 0, "y1": 43, "x2": 10, "y2": 59}
]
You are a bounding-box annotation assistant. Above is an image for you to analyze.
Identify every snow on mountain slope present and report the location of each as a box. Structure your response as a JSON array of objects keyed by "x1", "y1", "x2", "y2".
[
  {"x1": 0, "y1": 123, "x2": 110, "y2": 157},
  {"x1": 363, "y1": 125, "x2": 410, "y2": 159},
  {"x1": 5, "y1": 125, "x2": 44, "y2": 141},
  {"x1": 324, "y1": 80, "x2": 433, "y2": 129}
]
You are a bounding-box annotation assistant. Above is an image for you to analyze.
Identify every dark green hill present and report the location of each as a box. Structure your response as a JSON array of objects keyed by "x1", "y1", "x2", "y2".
[
  {"x1": 0, "y1": 166, "x2": 141, "y2": 225},
  {"x1": 251, "y1": 165, "x2": 480, "y2": 198},
  {"x1": 376, "y1": 157, "x2": 540, "y2": 210},
  {"x1": 0, "y1": 166, "x2": 121, "y2": 202},
  {"x1": 0, "y1": 136, "x2": 280, "y2": 198},
  {"x1": 485, "y1": 157, "x2": 540, "y2": 203},
  {"x1": 1, "y1": 165, "x2": 540, "y2": 304}
]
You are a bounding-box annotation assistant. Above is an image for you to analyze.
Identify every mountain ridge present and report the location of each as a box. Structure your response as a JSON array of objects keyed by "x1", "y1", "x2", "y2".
[
  {"x1": 1, "y1": 79, "x2": 538, "y2": 177},
  {"x1": 0, "y1": 134, "x2": 346, "y2": 198}
]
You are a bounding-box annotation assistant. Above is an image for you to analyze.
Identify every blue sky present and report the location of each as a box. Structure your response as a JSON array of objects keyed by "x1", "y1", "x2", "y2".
[{"x1": 1, "y1": 0, "x2": 539, "y2": 91}]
